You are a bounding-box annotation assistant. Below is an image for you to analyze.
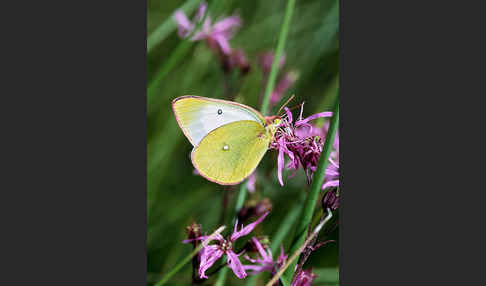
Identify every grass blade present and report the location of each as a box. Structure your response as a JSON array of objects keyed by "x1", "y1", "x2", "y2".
[{"x1": 260, "y1": 0, "x2": 297, "y2": 116}]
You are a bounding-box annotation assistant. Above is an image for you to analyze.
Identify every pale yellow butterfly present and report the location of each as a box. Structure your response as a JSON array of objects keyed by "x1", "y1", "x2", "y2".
[{"x1": 172, "y1": 96, "x2": 281, "y2": 185}]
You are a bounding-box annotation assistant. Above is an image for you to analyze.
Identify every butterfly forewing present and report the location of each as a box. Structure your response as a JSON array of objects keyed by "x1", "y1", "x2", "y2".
[
  {"x1": 172, "y1": 96, "x2": 266, "y2": 146},
  {"x1": 191, "y1": 120, "x2": 270, "y2": 185}
]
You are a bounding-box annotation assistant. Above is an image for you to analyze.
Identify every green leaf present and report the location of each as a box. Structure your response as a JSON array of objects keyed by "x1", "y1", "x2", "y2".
[{"x1": 280, "y1": 275, "x2": 291, "y2": 286}]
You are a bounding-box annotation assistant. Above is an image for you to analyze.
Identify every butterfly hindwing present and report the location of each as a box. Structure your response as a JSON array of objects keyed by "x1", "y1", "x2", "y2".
[
  {"x1": 172, "y1": 96, "x2": 266, "y2": 146},
  {"x1": 191, "y1": 120, "x2": 270, "y2": 185}
]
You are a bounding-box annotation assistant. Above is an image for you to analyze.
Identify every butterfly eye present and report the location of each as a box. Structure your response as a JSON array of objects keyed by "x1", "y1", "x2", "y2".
[{"x1": 217, "y1": 109, "x2": 223, "y2": 115}]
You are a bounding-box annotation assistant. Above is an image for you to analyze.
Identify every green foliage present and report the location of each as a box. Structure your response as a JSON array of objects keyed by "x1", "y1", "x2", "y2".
[{"x1": 147, "y1": 0, "x2": 339, "y2": 285}]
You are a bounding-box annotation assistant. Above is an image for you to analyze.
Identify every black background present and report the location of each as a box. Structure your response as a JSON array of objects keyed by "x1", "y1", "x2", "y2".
[{"x1": 1, "y1": 0, "x2": 484, "y2": 284}]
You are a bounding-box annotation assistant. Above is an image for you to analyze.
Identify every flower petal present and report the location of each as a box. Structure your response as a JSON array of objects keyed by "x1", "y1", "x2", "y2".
[
  {"x1": 284, "y1": 107, "x2": 293, "y2": 123},
  {"x1": 199, "y1": 245, "x2": 224, "y2": 279},
  {"x1": 296, "y1": 112, "x2": 333, "y2": 126},
  {"x1": 212, "y1": 16, "x2": 241, "y2": 37},
  {"x1": 243, "y1": 254, "x2": 259, "y2": 264},
  {"x1": 321, "y1": 180, "x2": 339, "y2": 190},
  {"x1": 247, "y1": 171, "x2": 257, "y2": 193},
  {"x1": 226, "y1": 250, "x2": 247, "y2": 279},
  {"x1": 195, "y1": 2, "x2": 208, "y2": 21},
  {"x1": 182, "y1": 235, "x2": 208, "y2": 244},
  {"x1": 212, "y1": 34, "x2": 232, "y2": 55},
  {"x1": 242, "y1": 264, "x2": 266, "y2": 275},
  {"x1": 252, "y1": 237, "x2": 270, "y2": 261},
  {"x1": 174, "y1": 11, "x2": 194, "y2": 38},
  {"x1": 277, "y1": 146, "x2": 285, "y2": 186},
  {"x1": 230, "y1": 211, "x2": 269, "y2": 241}
]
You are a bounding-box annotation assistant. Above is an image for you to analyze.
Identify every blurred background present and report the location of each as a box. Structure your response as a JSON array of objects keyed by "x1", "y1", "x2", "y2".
[{"x1": 147, "y1": 0, "x2": 339, "y2": 285}]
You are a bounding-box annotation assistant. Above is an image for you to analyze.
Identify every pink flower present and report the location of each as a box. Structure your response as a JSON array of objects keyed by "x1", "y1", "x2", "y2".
[
  {"x1": 270, "y1": 104, "x2": 334, "y2": 186},
  {"x1": 243, "y1": 238, "x2": 288, "y2": 275},
  {"x1": 183, "y1": 212, "x2": 270, "y2": 279},
  {"x1": 223, "y1": 49, "x2": 251, "y2": 74},
  {"x1": 292, "y1": 269, "x2": 317, "y2": 286},
  {"x1": 174, "y1": 2, "x2": 241, "y2": 55}
]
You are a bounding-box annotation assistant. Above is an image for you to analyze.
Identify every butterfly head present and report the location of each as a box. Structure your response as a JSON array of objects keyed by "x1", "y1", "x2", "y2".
[{"x1": 265, "y1": 116, "x2": 283, "y2": 139}]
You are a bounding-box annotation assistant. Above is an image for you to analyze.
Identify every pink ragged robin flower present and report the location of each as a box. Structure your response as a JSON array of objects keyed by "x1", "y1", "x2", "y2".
[
  {"x1": 295, "y1": 119, "x2": 340, "y2": 190},
  {"x1": 270, "y1": 103, "x2": 334, "y2": 186},
  {"x1": 174, "y1": 2, "x2": 241, "y2": 55},
  {"x1": 292, "y1": 268, "x2": 317, "y2": 286},
  {"x1": 183, "y1": 212, "x2": 270, "y2": 279},
  {"x1": 242, "y1": 237, "x2": 288, "y2": 275}
]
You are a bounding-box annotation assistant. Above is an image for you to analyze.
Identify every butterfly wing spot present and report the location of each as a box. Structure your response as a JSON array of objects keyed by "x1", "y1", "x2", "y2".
[
  {"x1": 217, "y1": 109, "x2": 223, "y2": 115},
  {"x1": 192, "y1": 120, "x2": 270, "y2": 185}
]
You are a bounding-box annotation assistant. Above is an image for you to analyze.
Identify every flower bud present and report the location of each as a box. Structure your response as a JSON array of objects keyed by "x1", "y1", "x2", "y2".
[
  {"x1": 237, "y1": 198, "x2": 272, "y2": 222},
  {"x1": 322, "y1": 188, "x2": 339, "y2": 211},
  {"x1": 243, "y1": 235, "x2": 270, "y2": 253},
  {"x1": 186, "y1": 222, "x2": 202, "y2": 246}
]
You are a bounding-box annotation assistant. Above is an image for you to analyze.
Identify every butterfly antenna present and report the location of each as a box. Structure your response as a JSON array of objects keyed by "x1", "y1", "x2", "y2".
[
  {"x1": 279, "y1": 103, "x2": 303, "y2": 117},
  {"x1": 277, "y1": 94, "x2": 296, "y2": 115}
]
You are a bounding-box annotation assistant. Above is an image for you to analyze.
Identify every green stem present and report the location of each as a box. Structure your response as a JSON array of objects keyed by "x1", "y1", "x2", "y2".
[
  {"x1": 147, "y1": 40, "x2": 194, "y2": 98},
  {"x1": 283, "y1": 100, "x2": 339, "y2": 281},
  {"x1": 147, "y1": 0, "x2": 201, "y2": 53},
  {"x1": 260, "y1": 0, "x2": 297, "y2": 116},
  {"x1": 234, "y1": 183, "x2": 248, "y2": 223},
  {"x1": 214, "y1": 267, "x2": 228, "y2": 286}
]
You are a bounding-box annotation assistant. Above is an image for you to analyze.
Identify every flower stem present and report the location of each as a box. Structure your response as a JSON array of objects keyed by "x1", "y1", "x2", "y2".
[
  {"x1": 214, "y1": 267, "x2": 228, "y2": 286},
  {"x1": 147, "y1": 0, "x2": 201, "y2": 53},
  {"x1": 260, "y1": 0, "x2": 297, "y2": 116},
  {"x1": 282, "y1": 100, "x2": 339, "y2": 281},
  {"x1": 233, "y1": 182, "x2": 248, "y2": 223},
  {"x1": 154, "y1": 226, "x2": 226, "y2": 286}
]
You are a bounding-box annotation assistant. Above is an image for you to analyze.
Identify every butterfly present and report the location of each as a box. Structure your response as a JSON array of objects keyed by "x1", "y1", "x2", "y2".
[{"x1": 172, "y1": 95, "x2": 282, "y2": 185}]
